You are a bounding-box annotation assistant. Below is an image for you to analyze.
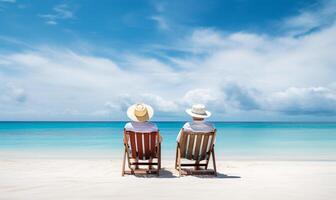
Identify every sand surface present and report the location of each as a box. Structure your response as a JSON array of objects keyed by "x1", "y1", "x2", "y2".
[{"x1": 0, "y1": 159, "x2": 336, "y2": 200}]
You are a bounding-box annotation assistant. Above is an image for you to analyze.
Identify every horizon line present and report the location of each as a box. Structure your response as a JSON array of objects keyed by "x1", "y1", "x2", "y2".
[{"x1": 0, "y1": 121, "x2": 336, "y2": 123}]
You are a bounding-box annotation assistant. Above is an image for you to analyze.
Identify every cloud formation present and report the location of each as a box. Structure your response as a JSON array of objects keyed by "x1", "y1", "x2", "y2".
[
  {"x1": 1, "y1": 0, "x2": 336, "y2": 121},
  {"x1": 38, "y1": 4, "x2": 74, "y2": 25},
  {"x1": 150, "y1": 15, "x2": 169, "y2": 30},
  {"x1": 283, "y1": 0, "x2": 336, "y2": 36},
  {"x1": 0, "y1": 83, "x2": 27, "y2": 104},
  {"x1": 268, "y1": 87, "x2": 336, "y2": 115}
]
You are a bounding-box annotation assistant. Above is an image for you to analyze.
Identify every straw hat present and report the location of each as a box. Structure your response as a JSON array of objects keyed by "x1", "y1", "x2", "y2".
[
  {"x1": 127, "y1": 103, "x2": 154, "y2": 122},
  {"x1": 186, "y1": 104, "x2": 211, "y2": 118}
]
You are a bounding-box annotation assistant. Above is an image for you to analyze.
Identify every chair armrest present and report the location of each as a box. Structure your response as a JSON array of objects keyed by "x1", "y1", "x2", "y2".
[{"x1": 123, "y1": 136, "x2": 128, "y2": 144}]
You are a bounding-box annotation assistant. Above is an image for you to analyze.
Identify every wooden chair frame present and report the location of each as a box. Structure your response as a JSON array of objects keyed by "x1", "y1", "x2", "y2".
[
  {"x1": 122, "y1": 129, "x2": 162, "y2": 176},
  {"x1": 175, "y1": 129, "x2": 217, "y2": 177}
]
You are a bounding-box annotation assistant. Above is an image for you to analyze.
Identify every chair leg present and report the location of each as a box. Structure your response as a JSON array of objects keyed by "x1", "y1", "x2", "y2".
[
  {"x1": 125, "y1": 146, "x2": 132, "y2": 170},
  {"x1": 157, "y1": 144, "x2": 161, "y2": 177},
  {"x1": 158, "y1": 144, "x2": 161, "y2": 170},
  {"x1": 175, "y1": 146, "x2": 178, "y2": 169},
  {"x1": 195, "y1": 161, "x2": 200, "y2": 170},
  {"x1": 212, "y1": 148, "x2": 217, "y2": 176},
  {"x1": 177, "y1": 149, "x2": 182, "y2": 177},
  {"x1": 122, "y1": 149, "x2": 126, "y2": 176},
  {"x1": 205, "y1": 156, "x2": 210, "y2": 170},
  {"x1": 148, "y1": 158, "x2": 153, "y2": 170},
  {"x1": 157, "y1": 161, "x2": 160, "y2": 177}
]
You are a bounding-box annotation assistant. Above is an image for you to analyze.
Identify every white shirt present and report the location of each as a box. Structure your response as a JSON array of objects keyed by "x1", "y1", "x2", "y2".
[
  {"x1": 124, "y1": 121, "x2": 158, "y2": 132},
  {"x1": 176, "y1": 121, "x2": 215, "y2": 142}
]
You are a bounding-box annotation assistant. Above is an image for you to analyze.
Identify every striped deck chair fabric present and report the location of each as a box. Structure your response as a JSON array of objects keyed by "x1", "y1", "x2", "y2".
[
  {"x1": 122, "y1": 129, "x2": 161, "y2": 176},
  {"x1": 175, "y1": 129, "x2": 217, "y2": 176}
]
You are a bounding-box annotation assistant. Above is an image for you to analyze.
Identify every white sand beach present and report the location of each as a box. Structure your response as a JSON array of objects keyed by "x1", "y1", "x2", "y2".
[{"x1": 1, "y1": 158, "x2": 335, "y2": 200}]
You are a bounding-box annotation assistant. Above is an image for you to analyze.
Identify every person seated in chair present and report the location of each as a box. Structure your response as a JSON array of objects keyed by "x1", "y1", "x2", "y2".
[
  {"x1": 124, "y1": 103, "x2": 159, "y2": 170},
  {"x1": 176, "y1": 104, "x2": 214, "y2": 141},
  {"x1": 176, "y1": 104, "x2": 215, "y2": 170}
]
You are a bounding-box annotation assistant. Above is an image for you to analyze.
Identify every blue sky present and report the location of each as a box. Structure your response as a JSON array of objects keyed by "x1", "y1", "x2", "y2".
[{"x1": 0, "y1": 0, "x2": 336, "y2": 121}]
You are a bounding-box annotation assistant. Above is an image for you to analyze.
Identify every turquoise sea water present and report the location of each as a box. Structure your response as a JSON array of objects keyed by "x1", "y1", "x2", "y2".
[{"x1": 1, "y1": 122, "x2": 336, "y2": 160}]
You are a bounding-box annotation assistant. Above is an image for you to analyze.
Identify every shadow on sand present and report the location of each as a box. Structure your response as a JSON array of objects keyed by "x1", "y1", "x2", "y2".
[
  {"x1": 131, "y1": 168, "x2": 241, "y2": 179},
  {"x1": 132, "y1": 168, "x2": 176, "y2": 178}
]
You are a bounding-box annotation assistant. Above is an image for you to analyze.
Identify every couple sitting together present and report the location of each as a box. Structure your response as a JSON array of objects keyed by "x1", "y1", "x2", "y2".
[
  {"x1": 122, "y1": 103, "x2": 217, "y2": 176},
  {"x1": 125, "y1": 103, "x2": 214, "y2": 137}
]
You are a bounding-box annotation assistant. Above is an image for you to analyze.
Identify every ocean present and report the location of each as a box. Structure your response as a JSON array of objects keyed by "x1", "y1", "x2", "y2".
[{"x1": 1, "y1": 122, "x2": 336, "y2": 160}]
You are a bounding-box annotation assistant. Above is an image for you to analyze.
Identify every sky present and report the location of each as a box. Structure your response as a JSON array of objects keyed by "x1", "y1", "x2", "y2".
[{"x1": 0, "y1": 0, "x2": 336, "y2": 121}]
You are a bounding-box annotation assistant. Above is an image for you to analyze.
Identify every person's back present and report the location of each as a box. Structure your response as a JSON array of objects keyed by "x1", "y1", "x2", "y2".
[
  {"x1": 122, "y1": 103, "x2": 161, "y2": 175},
  {"x1": 124, "y1": 103, "x2": 158, "y2": 133},
  {"x1": 183, "y1": 121, "x2": 214, "y2": 133},
  {"x1": 124, "y1": 121, "x2": 158, "y2": 132},
  {"x1": 175, "y1": 104, "x2": 217, "y2": 175},
  {"x1": 177, "y1": 104, "x2": 215, "y2": 141}
]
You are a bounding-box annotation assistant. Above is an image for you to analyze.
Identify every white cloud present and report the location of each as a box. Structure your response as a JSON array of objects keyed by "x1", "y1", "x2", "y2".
[
  {"x1": 282, "y1": 0, "x2": 336, "y2": 36},
  {"x1": 182, "y1": 88, "x2": 217, "y2": 106},
  {"x1": 150, "y1": 1, "x2": 169, "y2": 30},
  {"x1": 1, "y1": 2, "x2": 336, "y2": 120},
  {"x1": 53, "y1": 4, "x2": 73, "y2": 19},
  {"x1": 268, "y1": 87, "x2": 336, "y2": 115},
  {"x1": 46, "y1": 20, "x2": 57, "y2": 25},
  {"x1": 38, "y1": 4, "x2": 74, "y2": 25},
  {"x1": 222, "y1": 83, "x2": 261, "y2": 111},
  {"x1": 116, "y1": 93, "x2": 179, "y2": 112},
  {"x1": 150, "y1": 15, "x2": 169, "y2": 30},
  {"x1": 0, "y1": 83, "x2": 27, "y2": 104}
]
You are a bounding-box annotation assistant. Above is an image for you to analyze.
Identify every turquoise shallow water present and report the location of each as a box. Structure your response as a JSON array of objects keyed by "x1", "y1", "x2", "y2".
[{"x1": 1, "y1": 122, "x2": 336, "y2": 160}]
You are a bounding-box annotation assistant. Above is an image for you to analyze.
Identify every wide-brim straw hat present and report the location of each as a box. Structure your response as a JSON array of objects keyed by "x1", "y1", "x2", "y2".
[
  {"x1": 127, "y1": 103, "x2": 154, "y2": 122},
  {"x1": 186, "y1": 104, "x2": 211, "y2": 118}
]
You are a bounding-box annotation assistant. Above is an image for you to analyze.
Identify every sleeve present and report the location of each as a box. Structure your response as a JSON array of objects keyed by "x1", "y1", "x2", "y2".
[
  {"x1": 210, "y1": 122, "x2": 215, "y2": 130},
  {"x1": 205, "y1": 122, "x2": 215, "y2": 131},
  {"x1": 182, "y1": 122, "x2": 190, "y2": 130},
  {"x1": 124, "y1": 122, "x2": 131, "y2": 130},
  {"x1": 152, "y1": 123, "x2": 159, "y2": 131}
]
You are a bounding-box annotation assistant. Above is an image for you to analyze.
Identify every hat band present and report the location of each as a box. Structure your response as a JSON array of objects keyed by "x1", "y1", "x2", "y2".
[{"x1": 191, "y1": 110, "x2": 206, "y2": 115}]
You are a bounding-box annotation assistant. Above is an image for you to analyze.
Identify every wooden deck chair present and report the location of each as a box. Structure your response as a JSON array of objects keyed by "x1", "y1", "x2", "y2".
[
  {"x1": 175, "y1": 129, "x2": 217, "y2": 177},
  {"x1": 122, "y1": 129, "x2": 162, "y2": 176}
]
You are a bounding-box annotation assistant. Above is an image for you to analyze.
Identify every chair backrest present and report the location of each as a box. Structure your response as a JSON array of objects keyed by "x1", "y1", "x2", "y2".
[
  {"x1": 179, "y1": 129, "x2": 216, "y2": 161},
  {"x1": 124, "y1": 129, "x2": 160, "y2": 160}
]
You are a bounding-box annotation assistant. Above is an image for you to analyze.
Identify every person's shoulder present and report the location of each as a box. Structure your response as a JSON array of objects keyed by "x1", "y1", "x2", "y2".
[
  {"x1": 146, "y1": 121, "x2": 159, "y2": 131},
  {"x1": 145, "y1": 121, "x2": 155, "y2": 125},
  {"x1": 182, "y1": 122, "x2": 191, "y2": 128},
  {"x1": 204, "y1": 121, "x2": 214, "y2": 125},
  {"x1": 204, "y1": 121, "x2": 215, "y2": 129},
  {"x1": 145, "y1": 121, "x2": 155, "y2": 126},
  {"x1": 124, "y1": 122, "x2": 133, "y2": 129}
]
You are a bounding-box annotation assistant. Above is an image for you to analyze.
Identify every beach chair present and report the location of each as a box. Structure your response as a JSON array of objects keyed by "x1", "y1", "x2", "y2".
[
  {"x1": 122, "y1": 129, "x2": 162, "y2": 176},
  {"x1": 175, "y1": 129, "x2": 217, "y2": 177}
]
